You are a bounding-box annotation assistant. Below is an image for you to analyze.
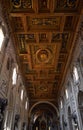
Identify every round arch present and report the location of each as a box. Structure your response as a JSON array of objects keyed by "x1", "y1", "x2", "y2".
[{"x1": 29, "y1": 101, "x2": 59, "y2": 118}]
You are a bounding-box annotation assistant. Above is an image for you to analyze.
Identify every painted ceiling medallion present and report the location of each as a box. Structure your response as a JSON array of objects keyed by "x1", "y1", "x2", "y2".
[{"x1": 36, "y1": 49, "x2": 52, "y2": 63}]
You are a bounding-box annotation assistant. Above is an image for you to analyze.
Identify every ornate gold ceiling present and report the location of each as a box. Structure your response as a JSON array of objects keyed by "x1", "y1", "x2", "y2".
[{"x1": 1, "y1": 0, "x2": 82, "y2": 104}]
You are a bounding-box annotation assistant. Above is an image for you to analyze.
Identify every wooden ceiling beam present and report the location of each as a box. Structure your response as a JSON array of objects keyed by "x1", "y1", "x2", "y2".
[{"x1": 10, "y1": 12, "x2": 79, "y2": 17}]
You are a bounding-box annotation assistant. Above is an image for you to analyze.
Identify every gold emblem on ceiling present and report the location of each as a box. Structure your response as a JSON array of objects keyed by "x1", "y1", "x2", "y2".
[{"x1": 36, "y1": 49, "x2": 52, "y2": 63}]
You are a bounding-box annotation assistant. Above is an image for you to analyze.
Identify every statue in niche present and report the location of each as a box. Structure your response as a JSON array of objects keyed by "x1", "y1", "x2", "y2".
[
  {"x1": 72, "y1": 114, "x2": 79, "y2": 130},
  {"x1": 0, "y1": 98, "x2": 7, "y2": 129},
  {"x1": 14, "y1": 115, "x2": 20, "y2": 130}
]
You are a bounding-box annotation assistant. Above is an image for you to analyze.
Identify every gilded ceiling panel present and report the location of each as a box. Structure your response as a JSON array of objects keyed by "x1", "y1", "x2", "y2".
[
  {"x1": 24, "y1": 63, "x2": 36, "y2": 74},
  {"x1": 64, "y1": 16, "x2": 73, "y2": 30},
  {"x1": 27, "y1": 16, "x2": 61, "y2": 30},
  {"x1": 39, "y1": 33, "x2": 48, "y2": 42},
  {"x1": 34, "y1": 81, "x2": 53, "y2": 98},
  {"x1": 52, "y1": 33, "x2": 61, "y2": 42},
  {"x1": 11, "y1": 0, "x2": 33, "y2": 12},
  {"x1": 11, "y1": 17, "x2": 24, "y2": 32},
  {"x1": 35, "y1": 82, "x2": 48, "y2": 93},
  {"x1": 52, "y1": 33, "x2": 69, "y2": 41},
  {"x1": 59, "y1": 54, "x2": 67, "y2": 62},
  {"x1": 4, "y1": 0, "x2": 81, "y2": 102},
  {"x1": 17, "y1": 34, "x2": 36, "y2": 54},
  {"x1": 56, "y1": 62, "x2": 63, "y2": 73},
  {"x1": 55, "y1": 0, "x2": 79, "y2": 11},
  {"x1": 38, "y1": 0, "x2": 50, "y2": 12},
  {"x1": 18, "y1": 33, "x2": 36, "y2": 43},
  {"x1": 29, "y1": 44, "x2": 61, "y2": 69},
  {"x1": 52, "y1": 33, "x2": 70, "y2": 52}
]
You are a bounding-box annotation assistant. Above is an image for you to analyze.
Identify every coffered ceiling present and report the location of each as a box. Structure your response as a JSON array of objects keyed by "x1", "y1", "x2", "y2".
[{"x1": 2, "y1": 0, "x2": 82, "y2": 104}]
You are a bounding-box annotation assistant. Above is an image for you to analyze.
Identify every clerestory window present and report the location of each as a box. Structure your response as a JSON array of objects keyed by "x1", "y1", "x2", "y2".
[
  {"x1": 21, "y1": 89, "x2": 24, "y2": 101},
  {"x1": 61, "y1": 100, "x2": 63, "y2": 109},
  {"x1": 0, "y1": 28, "x2": 4, "y2": 51},
  {"x1": 65, "y1": 89, "x2": 68, "y2": 99},
  {"x1": 12, "y1": 68, "x2": 17, "y2": 85},
  {"x1": 73, "y1": 66, "x2": 79, "y2": 83},
  {"x1": 25, "y1": 101, "x2": 28, "y2": 110}
]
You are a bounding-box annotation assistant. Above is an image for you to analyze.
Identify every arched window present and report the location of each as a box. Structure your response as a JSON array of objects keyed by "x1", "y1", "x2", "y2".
[
  {"x1": 62, "y1": 115, "x2": 65, "y2": 130},
  {"x1": 65, "y1": 89, "x2": 68, "y2": 99},
  {"x1": 25, "y1": 98, "x2": 29, "y2": 110},
  {"x1": 68, "y1": 107, "x2": 73, "y2": 130},
  {"x1": 60, "y1": 100, "x2": 63, "y2": 109},
  {"x1": 0, "y1": 27, "x2": 4, "y2": 51},
  {"x1": 25, "y1": 101, "x2": 28, "y2": 110},
  {"x1": 73, "y1": 66, "x2": 79, "y2": 83},
  {"x1": 21, "y1": 89, "x2": 24, "y2": 101},
  {"x1": 12, "y1": 68, "x2": 17, "y2": 85}
]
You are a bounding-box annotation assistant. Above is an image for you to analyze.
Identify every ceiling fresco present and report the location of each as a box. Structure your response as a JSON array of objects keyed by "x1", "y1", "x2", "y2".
[{"x1": 1, "y1": 0, "x2": 82, "y2": 105}]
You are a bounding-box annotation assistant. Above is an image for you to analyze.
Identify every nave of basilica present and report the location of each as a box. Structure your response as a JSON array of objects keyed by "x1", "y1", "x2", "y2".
[{"x1": 0, "y1": 0, "x2": 83, "y2": 130}]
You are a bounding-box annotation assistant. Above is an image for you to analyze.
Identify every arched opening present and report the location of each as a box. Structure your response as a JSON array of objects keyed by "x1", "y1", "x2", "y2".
[
  {"x1": 29, "y1": 102, "x2": 59, "y2": 130},
  {"x1": 62, "y1": 115, "x2": 66, "y2": 130},
  {"x1": 68, "y1": 107, "x2": 73, "y2": 130},
  {"x1": 78, "y1": 91, "x2": 83, "y2": 127},
  {"x1": 0, "y1": 98, "x2": 7, "y2": 129},
  {"x1": 0, "y1": 27, "x2": 4, "y2": 51},
  {"x1": 0, "y1": 19, "x2": 8, "y2": 51}
]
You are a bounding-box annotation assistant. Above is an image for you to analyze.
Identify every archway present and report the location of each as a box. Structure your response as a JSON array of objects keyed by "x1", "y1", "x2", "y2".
[
  {"x1": 62, "y1": 115, "x2": 66, "y2": 130},
  {"x1": 68, "y1": 107, "x2": 73, "y2": 130},
  {"x1": 29, "y1": 101, "x2": 59, "y2": 117},
  {"x1": 29, "y1": 102, "x2": 59, "y2": 130},
  {"x1": 78, "y1": 90, "x2": 83, "y2": 127}
]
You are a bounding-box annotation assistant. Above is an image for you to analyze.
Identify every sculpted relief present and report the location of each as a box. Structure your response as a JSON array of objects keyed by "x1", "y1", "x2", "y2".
[{"x1": 12, "y1": 0, "x2": 32, "y2": 9}]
